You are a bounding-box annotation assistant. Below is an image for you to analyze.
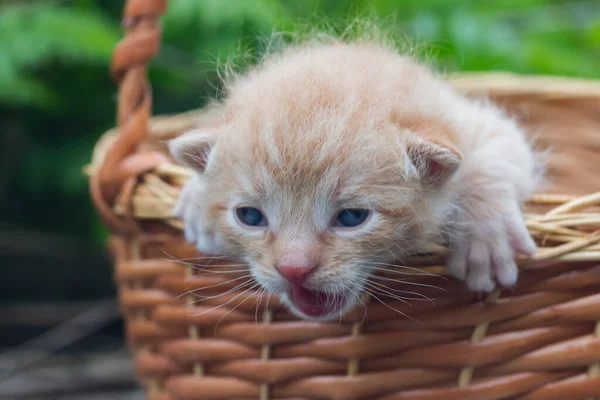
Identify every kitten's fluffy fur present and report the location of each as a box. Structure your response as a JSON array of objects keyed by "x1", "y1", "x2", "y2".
[{"x1": 170, "y1": 41, "x2": 538, "y2": 320}]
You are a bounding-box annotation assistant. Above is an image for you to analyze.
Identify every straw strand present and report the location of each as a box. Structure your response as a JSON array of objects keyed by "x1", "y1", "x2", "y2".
[
  {"x1": 260, "y1": 309, "x2": 273, "y2": 400},
  {"x1": 458, "y1": 288, "x2": 502, "y2": 388},
  {"x1": 347, "y1": 293, "x2": 371, "y2": 377}
]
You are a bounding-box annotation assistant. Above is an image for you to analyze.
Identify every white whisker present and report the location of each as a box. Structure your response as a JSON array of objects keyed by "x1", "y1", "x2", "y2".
[
  {"x1": 363, "y1": 279, "x2": 438, "y2": 304},
  {"x1": 265, "y1": 290, "x2": 274, "y2": 318},
  {"x1": 357, "y1": 269, "x2": 447, "y2": 291},
  {"x1": 343, "y1": 278, "x2": 369, "y2": 325},
  {"x1": 170, "y1": 259, "x2": 249, "y2": 269},
  {"x1": 362, "y1": 288, "x2": 420, "y2": 324},
  {"x1": 160, "y1": 249, "x2": 243, "y2": 262},
  {"x1": 176, "y1": 274, "x2": 253, "y2": 299},
  {"x1": 363, "y1": 280, "x2": 436, "y2": 306},
  {"x1": 186, "y1": 279, "x2": 255, "y2": 304},
  {"x1": 191, "y1": 282, "x2": 261, "y2": 318},
  {"x1": 356, "y1": 271, "x2": 446, "y2": 293},
  {"x1": 361, "y1": 261, "x2": 446, "y2": 279},
  {"x1": 213, "y1": 282, "x2": 262, "y2": 332},
  {"x1": 183, "y1": 267, "x2": 249, "y2": 275},
  {"x1": 363, "y1": 282, "x2": 411, "y2": 305},
  {"x1": 254, "y1": 286, "x2": 267, "y2": 323}
]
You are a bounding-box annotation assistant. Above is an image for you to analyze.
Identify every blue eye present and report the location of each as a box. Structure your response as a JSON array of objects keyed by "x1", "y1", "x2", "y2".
[
  {"x1": 236, "y1": 207, "x2": 267, "y2": 227},
  {"x1": 335, "y1": 209, "x2": 370, "y2": 228}
]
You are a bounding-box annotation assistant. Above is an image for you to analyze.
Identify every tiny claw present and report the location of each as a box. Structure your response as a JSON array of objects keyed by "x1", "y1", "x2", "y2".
[{"x1": 511, "y1": 234, "x2": 537, "y2": 257}]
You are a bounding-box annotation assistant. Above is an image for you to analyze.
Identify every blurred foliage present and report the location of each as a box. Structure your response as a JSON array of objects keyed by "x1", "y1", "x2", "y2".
[{"x1": 1, "y1": 0, "x2": 599, "y2": 246}]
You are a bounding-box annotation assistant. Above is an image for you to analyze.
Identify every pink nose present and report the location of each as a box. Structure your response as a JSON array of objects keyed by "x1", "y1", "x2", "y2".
[{"x1": 277, "y1": 265, "x2": 316, "y2": 284}]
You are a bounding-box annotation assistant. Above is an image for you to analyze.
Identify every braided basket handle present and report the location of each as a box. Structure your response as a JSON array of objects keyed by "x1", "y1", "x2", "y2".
[{"x1": 91, "y1": 0, "x2": 168, "y2": 232}]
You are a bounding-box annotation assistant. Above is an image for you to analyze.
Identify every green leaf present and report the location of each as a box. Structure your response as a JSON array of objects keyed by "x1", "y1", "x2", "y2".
[{"x1": 0, "y1": 3, "x2": 120, "y2": 108}]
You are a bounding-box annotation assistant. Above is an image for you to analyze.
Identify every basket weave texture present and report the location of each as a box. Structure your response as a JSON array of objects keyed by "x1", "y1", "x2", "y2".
[{"x1": 89, "y1": 1, "x2": 600, "y2": 399}]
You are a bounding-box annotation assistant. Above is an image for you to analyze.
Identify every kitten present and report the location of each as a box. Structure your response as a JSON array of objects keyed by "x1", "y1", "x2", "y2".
[{"x1": 170, "y1": 41, "x2": 539, "y2": 320}]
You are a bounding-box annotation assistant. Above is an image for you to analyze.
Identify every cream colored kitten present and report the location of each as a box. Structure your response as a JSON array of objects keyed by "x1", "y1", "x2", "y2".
[{"x1": 170, "y1": 41, "x2": 538, "y2": 320}]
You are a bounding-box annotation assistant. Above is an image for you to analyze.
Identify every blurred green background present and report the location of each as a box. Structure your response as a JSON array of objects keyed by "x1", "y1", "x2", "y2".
[{"x1": 0, "y1": 0, "x2": 599, "y2": 372}]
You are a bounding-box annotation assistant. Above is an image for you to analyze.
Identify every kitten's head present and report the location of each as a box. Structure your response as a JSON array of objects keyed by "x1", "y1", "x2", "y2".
[{"x1": 170, "y1": 43, "x2": 462, "y2": 320}]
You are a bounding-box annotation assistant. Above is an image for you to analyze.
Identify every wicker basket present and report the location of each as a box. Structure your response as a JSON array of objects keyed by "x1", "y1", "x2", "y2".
[{"x1": 88, "y1": 1, "x2": 600, "y2": 399}]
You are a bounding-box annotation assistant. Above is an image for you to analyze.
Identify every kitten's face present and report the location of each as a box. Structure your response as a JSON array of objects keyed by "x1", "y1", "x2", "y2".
[
  {"x1": 176, "y1": 118, "x2": 454, "y2": 320},
  {"x1": 170, "y1": 43, "x2": 461, "y2": 320},
  {"x1": 205, "y1": 130, "x2": 432, "y2": 320}
]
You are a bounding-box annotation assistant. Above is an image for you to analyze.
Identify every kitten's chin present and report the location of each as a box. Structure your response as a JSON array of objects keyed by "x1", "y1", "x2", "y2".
[{"x1": 280, "y1": 286, "x2": 357, "y2": 321}]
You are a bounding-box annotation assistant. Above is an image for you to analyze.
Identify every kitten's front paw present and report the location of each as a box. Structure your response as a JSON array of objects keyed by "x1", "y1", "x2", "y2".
[
  {"x1": 447, "y1": 206, "x2": 536, "y2": 292},
  {"x1": 174, "y1": 175, "x2": 222, "y2": 254}
]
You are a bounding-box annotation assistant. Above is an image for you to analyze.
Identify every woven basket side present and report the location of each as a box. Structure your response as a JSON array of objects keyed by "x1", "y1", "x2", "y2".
[{"x1": 115, "y1": 230, "x2": 600, "y2": 400}]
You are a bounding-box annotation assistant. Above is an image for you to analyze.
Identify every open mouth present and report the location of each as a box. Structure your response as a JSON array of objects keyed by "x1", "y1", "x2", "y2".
[{"x1": 288, "y1": 285, "x2": 347, "y2": 318}]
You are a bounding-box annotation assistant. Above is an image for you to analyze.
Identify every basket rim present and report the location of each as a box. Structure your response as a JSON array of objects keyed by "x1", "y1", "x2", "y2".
[{"x1": 448, "y1": 71, "x2": 600, "y2": 98}]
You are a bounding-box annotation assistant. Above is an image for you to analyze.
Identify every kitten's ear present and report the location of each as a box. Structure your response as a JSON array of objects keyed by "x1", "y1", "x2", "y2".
[
  {"x1": 391, "y1": 113, "x2": 463, "y2": 185},
  {"x1": 405, "y1": 135, "x2": 462, "y2": 185},
  {"x1": 169, "y1": 129, "x2": 217, "y2": 172}
]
